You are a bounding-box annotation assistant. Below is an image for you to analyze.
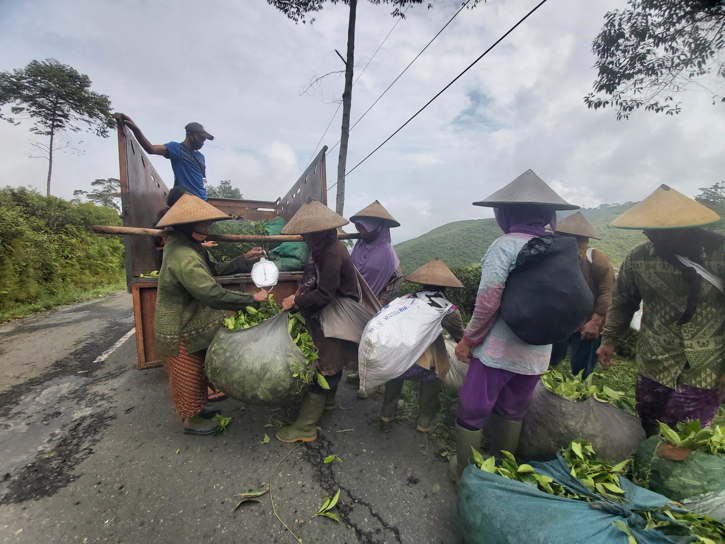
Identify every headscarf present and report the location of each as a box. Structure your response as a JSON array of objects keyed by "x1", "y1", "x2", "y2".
[
  {"x1": 351, "y1": 217, "x2": 400, "y2": 297},
  {"x1": 494, "y1": 205, "x2": 556, "y2": 237}
]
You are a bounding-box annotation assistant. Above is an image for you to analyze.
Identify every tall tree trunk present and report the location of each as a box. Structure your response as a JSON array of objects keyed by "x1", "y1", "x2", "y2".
[
  {"x1": 335, "y1": 0, "x2": 357, "y2": 215},
  {"x1": 46, "y1": 127, "x2": 54, "y2": 197}
]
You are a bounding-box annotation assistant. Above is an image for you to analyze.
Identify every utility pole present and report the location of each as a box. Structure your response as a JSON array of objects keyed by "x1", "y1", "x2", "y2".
[{"x1": 335, "y1": 0, "x2": 357, "y2": 215}]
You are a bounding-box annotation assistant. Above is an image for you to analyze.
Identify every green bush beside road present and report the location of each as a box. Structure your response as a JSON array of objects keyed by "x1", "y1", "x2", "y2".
[{"x1": 0, "y1": 187, "x2": 125, "y2": 320}]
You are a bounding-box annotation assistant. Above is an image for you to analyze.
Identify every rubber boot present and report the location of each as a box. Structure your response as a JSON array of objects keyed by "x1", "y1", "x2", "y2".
[
  {"x1": 485, "y1": 413, "x2": 523, "y2": 458},
  {"x1": 448, "y1": 424, "x2": 482, "y2": 483},
  {"x1": 416, "y1": 380, "x2": 441, "y2": 433},
  {"x1": 380, "y1": 379, "x2": 404, "y2": 432},
  {"x1": 276, "y1": 392, "x2": 326, "y2": 443}
]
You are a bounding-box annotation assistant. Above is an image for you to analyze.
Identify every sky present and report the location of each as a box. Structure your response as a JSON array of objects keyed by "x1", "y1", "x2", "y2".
[{"x1": 1, "y1": 0, "x2": 723, "y2": 243}]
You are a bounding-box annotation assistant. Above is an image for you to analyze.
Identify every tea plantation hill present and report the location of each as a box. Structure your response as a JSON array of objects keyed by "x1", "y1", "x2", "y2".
[{"x1": 395, "y1": 203, "x2": 646, "y2": 273}]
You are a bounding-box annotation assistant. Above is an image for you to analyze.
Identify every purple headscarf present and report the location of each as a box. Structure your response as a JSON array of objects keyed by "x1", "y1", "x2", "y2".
[
  {"x1": 494, "y1": 205, "x2": 556, "y2": 237},
  {"x1": 351, "y1": 218, "x2": 400, "y2": 297}
]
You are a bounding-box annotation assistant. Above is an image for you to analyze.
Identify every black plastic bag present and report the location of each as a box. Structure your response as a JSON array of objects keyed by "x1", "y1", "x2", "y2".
[{"x1": 501, "y1": 235, "x2": 593, "y2": 345}]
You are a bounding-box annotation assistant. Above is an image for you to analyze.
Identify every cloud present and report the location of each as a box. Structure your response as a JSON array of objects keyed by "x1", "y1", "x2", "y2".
[{"x1": 0, "y1": 0, "x2": 723, "y2": 246}]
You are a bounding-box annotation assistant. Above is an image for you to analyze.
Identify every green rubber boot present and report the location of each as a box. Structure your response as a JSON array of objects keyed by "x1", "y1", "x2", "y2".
[
  {"x1": 380, "y1": 380, "x2": 403, "y2": 431},
  {"x1": 448, "y1": 424, "x2": 482, "y2": 483},
  {"x1": 416, "y1": 380, "x2": 441, "y2": 433},
  {"x1": 276, "y1": 392, "x2": 326, "y2": 443},
  {"x1": 485, "y1": 413, "x2": 523, "y2": 458}
]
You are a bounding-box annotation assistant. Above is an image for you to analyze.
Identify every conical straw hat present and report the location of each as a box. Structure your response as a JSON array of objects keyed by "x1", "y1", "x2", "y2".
[
  {"x1": 405, "y1": 259, "x2": 464, "y2": 288},
  {"x1": 350, "y1": 200, "x2": 400, "y2": 227},
  {"x1": 281, "y1": 200, "x2": 349, "y2": 234},
  {"x1": 473, "y1": 169, "x2": 578, "y2": 210},
  {"x1": 555, "y1": 212, "x2": 599, "y2": 239},
  {"x1": 156, "y1": 193, "x2": 229, "y2": 227},
  {"x1": 611, "y1": 184, "x2": 720, "y2": 230}
]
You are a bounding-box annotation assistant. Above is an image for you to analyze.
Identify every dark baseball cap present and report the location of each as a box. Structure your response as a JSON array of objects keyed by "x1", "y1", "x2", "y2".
[{"x1": 185, "y1": 122, "x2": 214, "y2": 140}]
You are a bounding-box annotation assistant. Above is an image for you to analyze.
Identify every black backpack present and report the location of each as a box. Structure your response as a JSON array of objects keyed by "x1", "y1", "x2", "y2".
[{"x1": 500, "y1": 235, "x2": 593, "y2": 345}]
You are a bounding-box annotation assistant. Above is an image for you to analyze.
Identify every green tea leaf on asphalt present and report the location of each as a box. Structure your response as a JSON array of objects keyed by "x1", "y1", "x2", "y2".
[
  {"x1": 323, "y1": 455, "x2": 342, "y2": 464},
  {"x1": 238, "y1": 488, "x2": 268, "y2": 499},
  {"x1": 260, "y1": 433, "x2": 270, "y2": 444},
  {"x1": 214, "y1": 414, "x2": 233, "y2": 434},
  {"x1": 320, "y1": 512, "x2": 341, "y2": 523}
]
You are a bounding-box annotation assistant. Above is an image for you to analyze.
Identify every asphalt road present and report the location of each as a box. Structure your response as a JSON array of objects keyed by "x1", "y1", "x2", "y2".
[{"x1": 0, "y1": 292, "x2": 460, "y2": 544}]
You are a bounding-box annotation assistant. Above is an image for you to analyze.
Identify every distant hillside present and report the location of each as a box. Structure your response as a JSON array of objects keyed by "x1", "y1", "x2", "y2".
[{"x1": 395, "y1": 203, "x2": 646, "y2": 273}]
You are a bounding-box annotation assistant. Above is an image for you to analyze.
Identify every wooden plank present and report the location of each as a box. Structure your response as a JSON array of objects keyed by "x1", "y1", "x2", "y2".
[{"x1": 92, "y1": 224, "x2": 360, "y2": 242}]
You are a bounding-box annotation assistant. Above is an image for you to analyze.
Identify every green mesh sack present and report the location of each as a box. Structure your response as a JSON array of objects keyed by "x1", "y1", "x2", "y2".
[
  {"x1": 205, "y1": 312, "x2": 307, "y2": 405},
  {"x1": 634, "y1": 435, "x2": 725, "y2": 522},
  {"x1": 207, "y1": 219, "x2": 270, "y2": 263}
]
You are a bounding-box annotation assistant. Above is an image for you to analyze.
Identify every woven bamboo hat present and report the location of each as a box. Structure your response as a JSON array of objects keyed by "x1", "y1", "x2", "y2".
[
  {"x1": 556, "y1": 212, "x2": 599, "y2": 239},
  {"x1": 350, "y1": 200, "x2": 400, "y2": 228},
  {"x1": 611, "y1": 184, "x2": 720, "y2": 230},
  {"x1": 405, "y1": 259, "x2": 464, "y2": 289},
  {"x1": 281, "y1": 200, "x2": 349, "y2": 234},
  {"x1": 155, "y1": 193, "x2": 229, "y2": 227},
  {"x1": 473, "y1": 169, "x2": 578, "y2": 210}
]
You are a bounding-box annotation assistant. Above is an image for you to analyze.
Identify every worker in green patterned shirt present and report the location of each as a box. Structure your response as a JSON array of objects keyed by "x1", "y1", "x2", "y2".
[{"x1": 598, "y1": 185, "x2": 724, "y2": 436}]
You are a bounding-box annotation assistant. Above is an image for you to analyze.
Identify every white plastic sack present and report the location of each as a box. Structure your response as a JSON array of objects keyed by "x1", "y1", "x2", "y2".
[
  {"x1": 358, "y1": 291, "x2": 453, "y2": 392},
  {"x1": 440, "y1": 339, "x2": 469, "y2": 389}
]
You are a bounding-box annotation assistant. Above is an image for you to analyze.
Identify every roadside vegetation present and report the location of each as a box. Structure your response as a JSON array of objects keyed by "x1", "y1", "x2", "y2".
[{"x1": 0, "y1": 187, "x2": 125, "y2": 321}]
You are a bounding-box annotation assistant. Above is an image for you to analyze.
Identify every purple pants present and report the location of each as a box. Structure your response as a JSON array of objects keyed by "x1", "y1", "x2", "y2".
[
  {"x1": 636, "y1": 375, "x2": 721, "y2": 435},
  {"x1": 456, "y1": 358, "x2": 541, "y2": 430}
]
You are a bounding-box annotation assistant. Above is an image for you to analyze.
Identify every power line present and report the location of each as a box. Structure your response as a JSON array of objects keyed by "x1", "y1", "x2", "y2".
[
  {"x1": 343, "y1": 0, "x2": 550, "y2": 180},
  {"x1": 328, "y1": 0, "x2": 472, "y2": 156},
  {"x1": 309, "y1": 10, "x2": 405, "y2": 161}
]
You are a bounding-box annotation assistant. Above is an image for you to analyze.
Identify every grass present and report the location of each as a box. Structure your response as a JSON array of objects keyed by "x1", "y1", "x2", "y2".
[{"x1": 0, "y1": 280, "x2": 126, "y2": 323}]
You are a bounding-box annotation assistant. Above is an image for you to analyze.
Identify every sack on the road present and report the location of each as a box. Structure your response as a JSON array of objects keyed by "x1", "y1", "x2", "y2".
[
  {"x1": 358, "y1": 290, "x2": 453, "y2": 392},
  {"x1": 634, "y1": 435, "x2": 725, "y2": 523},
  {"x1": 458, "y1": 456, "x2": 678, "y2": 544},
  {"x1": 518, "y1": 383, "x2": 645, "y2": 463},
  {"x1": 501, "y1": 235, "x2": 593, "y2": 345},
  {"x1": 205, "y1": 312, "x2": 307, "y2": 405}
]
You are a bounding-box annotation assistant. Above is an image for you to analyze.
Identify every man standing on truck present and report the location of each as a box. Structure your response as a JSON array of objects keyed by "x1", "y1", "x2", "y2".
[{"x1": 116, "y1": 113, "x2": 213, "y2": 200}]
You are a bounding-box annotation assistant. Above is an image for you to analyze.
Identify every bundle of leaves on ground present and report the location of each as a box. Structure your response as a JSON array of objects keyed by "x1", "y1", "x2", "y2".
[
  {"x1": 205, "y1": 297, "x2": 324, "y2": 405},
  {"x1": 461, "y1": 440, "x2": 725, "y2": 543},
  {"x1": 517, "y1": 369, "x2": 645, "y2": 463},
  {"x1": 634, "y1": 421, "x2": 725, "y2": 523}
]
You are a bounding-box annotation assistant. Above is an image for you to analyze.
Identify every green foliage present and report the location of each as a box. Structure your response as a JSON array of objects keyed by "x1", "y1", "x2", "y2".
[
  {"x1": 72, "y1": 178, "x2": 121, "y2": 212},
  {"x1": 696, "y1": 181, "x2": 725, "y2": 234},
  {"x1": 0, "y1": 187, "x2": 124, "y2": 317},
  {"x1": 542, "y1": 368, "x2": 635, "y2": 413},
  {"x1": 585, "y1": 0, "x2": 725, "y2": 119},
  {"x1": 207, "y1": 219, "x2": 270, "y2": 263},
  {"x1": 657, "y1": 421, "x2": 725, "y2": 455},
  {"x1": 213, "y1": 414, "x2": 233, "y2": 434},
  {"x1": 314, "y1": 489, "x2": 341, "y2": 523},
  {"x1": 207, "y1": 179, "x2": 243, "y2": 199}
]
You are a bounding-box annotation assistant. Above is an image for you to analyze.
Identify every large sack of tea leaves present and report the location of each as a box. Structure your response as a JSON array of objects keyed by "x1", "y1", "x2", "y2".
[
  {"x1": 518, "y1": 384, "x2": 645, "y2": 463},
  {"x1": 205, "y1": 312, "x2": 307, "y2": 405},
  {"x1": 634, "y1": 435, "x2": 725, "y2": 523}
]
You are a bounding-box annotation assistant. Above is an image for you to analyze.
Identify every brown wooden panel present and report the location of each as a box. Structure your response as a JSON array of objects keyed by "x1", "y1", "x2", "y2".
[
  {"x1": 207, "y1": 198, "x2": 278, "y2": 221},
  {"x1": 277, "y1": 146, "x2": 328, "y2": 220},
  {"x1": 117, "y1": 125, "x2": 170, "y2": 283}
]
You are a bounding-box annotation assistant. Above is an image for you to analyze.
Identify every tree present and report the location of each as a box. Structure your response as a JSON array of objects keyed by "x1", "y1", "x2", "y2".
[
  {"x1": 207, "y1": 179, "x2": 243, "y2": 199},
  {"x1": 586, "y1": 0, "x2": 725, "y2": 119},
  {"x1": 0, "y1": 59, "x2": 115, "y2": 196},
  {"x1": 268, "y1": 1, "x2": 460, "y2": 214},
  {"x1": 696, "y1": 180, "x2": 725, "y2": 233},
  {"x1": 72, "y1": 178, "x2": 121, "y2": 212}
]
